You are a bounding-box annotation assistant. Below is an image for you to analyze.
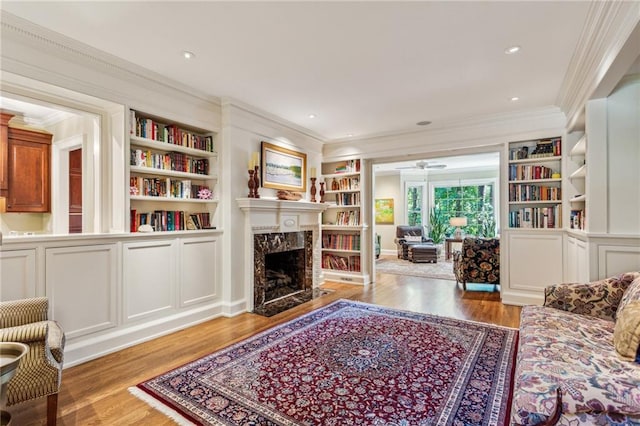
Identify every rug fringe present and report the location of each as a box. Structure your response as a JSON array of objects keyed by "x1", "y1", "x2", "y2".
[{"x1": 129, "y1": 386, "x2": 194, "y2": 425}]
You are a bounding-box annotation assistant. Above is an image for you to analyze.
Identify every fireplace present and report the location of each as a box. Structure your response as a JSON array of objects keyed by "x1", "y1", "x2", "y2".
[
  {"x1": 254, "y1": 231, "x2": 313, "y2": 316},
  {"x1": 237, "y1": 198, "x2": 328, "y2": 317}
]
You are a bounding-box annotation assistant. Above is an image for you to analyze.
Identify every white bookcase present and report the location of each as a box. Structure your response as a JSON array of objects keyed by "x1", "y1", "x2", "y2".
[
  {"x1": 128, "y1": 110, "x2": 219, "y2": 232},
  {"x1": 320, "y1": 158, "x2": 370, "y2": 284},
  {"x1": 506, "y1": 137, "x2": 563, "y2": 229}
]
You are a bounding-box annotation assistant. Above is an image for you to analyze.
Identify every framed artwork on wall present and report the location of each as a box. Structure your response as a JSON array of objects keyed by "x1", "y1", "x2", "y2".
[
  {"x1": 261, "y1": 141, "x2": 307, "y2": 192},
  {"x1": 375, "y1": 198, "x2": 395, "y2": 224}
]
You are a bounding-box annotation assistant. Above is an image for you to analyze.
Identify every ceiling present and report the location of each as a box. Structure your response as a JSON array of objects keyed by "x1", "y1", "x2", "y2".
[{"x1": 1, "y1": 1, "x2": 592, "y2": 141}]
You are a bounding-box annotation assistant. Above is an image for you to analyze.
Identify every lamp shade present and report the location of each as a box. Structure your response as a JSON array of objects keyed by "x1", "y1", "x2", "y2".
[{"x1": 449, "y1": 217, "x2": 467, "y2": 227}]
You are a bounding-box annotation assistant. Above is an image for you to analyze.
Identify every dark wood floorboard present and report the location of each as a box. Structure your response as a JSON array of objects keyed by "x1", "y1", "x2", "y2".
[{"x1": 9, "y1": 273, "x2": 521, "y2": 425}]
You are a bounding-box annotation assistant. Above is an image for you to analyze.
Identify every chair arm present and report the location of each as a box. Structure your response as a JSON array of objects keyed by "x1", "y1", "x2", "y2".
[
  {"x1": 0, "y1": 321, "x2": 49, "y2": 343},
  {"x1": 0, "y1": 297, "x2": 48, "y2": 327},
  {"x1": 544, "y1": 272, "x2": 640, "y2": 321}
]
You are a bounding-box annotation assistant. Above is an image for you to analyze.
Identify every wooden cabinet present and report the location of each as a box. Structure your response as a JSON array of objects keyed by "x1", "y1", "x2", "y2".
[{"x1": 5, "y1": 125, "x2": 52, "y2": 212}]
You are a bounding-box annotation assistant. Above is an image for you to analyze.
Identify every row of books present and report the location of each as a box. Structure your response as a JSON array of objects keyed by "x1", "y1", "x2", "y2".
[
  {"x1": 509, "y1": 184, "x2": 562, "y2": 202},
  {"x1": 329, "y1": 177, "x2": 360, "y2": 191},
  {"x1": 332, "y1": 192, "x2": 360, "y2": 206},
  {"x1": 509, "y1": 164, "x2": 556, "y2": 181},
  {"x1": 333, "y1": 210, "x2": 360, "y2": 226},
  {"x1": 508, "y1": 205, "x2": 562, "y2": 229},
  {"x1": 131, "y1": 149, "x2": 210, "y2": 175},
  {"x1": 509, "y1": 138, "x2": 561, "y2": 160},
  {"x1": 570, "y1": 210, "x2": 586, "y2": 230},
  {"x1": 333, "y1": 159, "x2": 361, "y2": 174},
  {"x1": 130, "y1": 176, "x2": 209, "y2": 199},
  {"x1": 322, "y1": 233, "x2": 361, "y2": 251},
  {"x1": 322, "y1": 253, "x2": 361, "y2": 272},
  {"x1": 131, "y1": 111, "x2": 215, "y2": 153},
  {"x1": 130, "y1": 210, "x2": 212, "y2": 232}
]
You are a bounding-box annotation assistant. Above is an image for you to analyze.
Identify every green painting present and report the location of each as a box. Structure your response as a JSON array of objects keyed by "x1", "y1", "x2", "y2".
[{"x1": 375, "y1": 198, "x2": 394, "y2": 224}]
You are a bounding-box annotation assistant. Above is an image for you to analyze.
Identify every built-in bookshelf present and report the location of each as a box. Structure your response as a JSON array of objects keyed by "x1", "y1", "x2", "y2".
[
  {"x1": 568, "y1": 134, "x2": 586, "y2": 230},
  {"x1": 128, "y1": 110, "x2": 218, "y2": 232},
  {"x1": 507, "y1": 137, "x2": 563, "y2": 229},
  {"x1": 321, "y1": 158, "x2": 369, "y2": 284}
]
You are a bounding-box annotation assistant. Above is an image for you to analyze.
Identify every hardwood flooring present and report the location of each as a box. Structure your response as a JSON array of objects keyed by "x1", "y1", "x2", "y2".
[{"x1": 10, "y1": 273, "x2": 521, "y2": 425}]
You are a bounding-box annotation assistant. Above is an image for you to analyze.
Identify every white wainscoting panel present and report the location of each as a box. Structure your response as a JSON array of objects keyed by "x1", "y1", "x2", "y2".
[
  {"x1": 179, "y1": 237, "x2": 218, "y2": 307},
  {"x1": 45, "y1": 244, "x2": 117, "y2": 339},
  {"x1": 506, "y1": 231, "x2": 564, "y2": 299},
  {"x1": 123, "y1": 239, "x2": 176, "y2": 322},
  {"x1": 0, "y1": 249, "x2": 37, "y2": 301},
  {"x1": 598, "y1": 244, "x2": 640, "y2": 278}
]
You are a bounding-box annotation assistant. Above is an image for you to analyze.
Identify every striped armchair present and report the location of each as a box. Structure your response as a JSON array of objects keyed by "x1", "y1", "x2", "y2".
[{"x1": 0, "y1": 297, "x2": 65, "y2": 426}]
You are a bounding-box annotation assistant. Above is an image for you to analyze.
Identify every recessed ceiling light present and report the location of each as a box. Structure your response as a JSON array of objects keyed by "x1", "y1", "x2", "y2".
[
  {"x1": 416, "y1": 121, "x2": 432, "y2": 126},
  {"x1": 182, "y1": 51, "x2": 195, "y2": 59},
  {"x1": 504, "y1": 45, "x2": 521, "y2": 55},
  {"x1": 510, "y1": 96, "x2": 520, "y2": 101},
  {"x1": 347, "y1": 133, "x2": 354, "y2": 137},
  {"x1": 308, "y1": 114, "x2": 316, "y2": 119}
]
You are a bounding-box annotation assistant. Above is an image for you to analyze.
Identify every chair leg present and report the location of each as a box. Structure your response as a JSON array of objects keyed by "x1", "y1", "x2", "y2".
[
  {"x1": 47, "y1": 393, "x2": 58, "y2": 426},
  {"x1": 462, "y1": 281, "x2": 467, "y2": 291}
]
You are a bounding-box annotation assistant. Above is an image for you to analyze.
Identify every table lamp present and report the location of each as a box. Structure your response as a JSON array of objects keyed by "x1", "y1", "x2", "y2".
[{"x1": 449, "y1": 217, "x2": 467, "y2": 239}]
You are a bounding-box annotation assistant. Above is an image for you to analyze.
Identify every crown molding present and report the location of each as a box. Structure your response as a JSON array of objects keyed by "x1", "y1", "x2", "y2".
[
  {"x1": 221, "y1": 97, "x2": 326, "y2": 146},
  {"x1": 556, "y1": 1, "x2": 640, "y2": 130},
  {"x1": 1, "y1": 11, "x2": 220, "y2": 107}
]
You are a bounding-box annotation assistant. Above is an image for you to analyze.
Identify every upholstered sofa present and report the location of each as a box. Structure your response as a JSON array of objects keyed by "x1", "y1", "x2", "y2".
[
  {"x1": 452, "y1": 237, "x2": 499, "y2": 290},
  {"x1": 511, "y1": 272, "x2": 640, "y2": 425},
  {"x1": 394, "y1": 225, "x2": 434, "y2": 259}
]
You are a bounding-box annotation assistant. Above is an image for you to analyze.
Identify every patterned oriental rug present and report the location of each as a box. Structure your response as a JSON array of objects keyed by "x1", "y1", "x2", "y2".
[{"x1": 131, "y1": 300, "x2": 518, "y2": 426}]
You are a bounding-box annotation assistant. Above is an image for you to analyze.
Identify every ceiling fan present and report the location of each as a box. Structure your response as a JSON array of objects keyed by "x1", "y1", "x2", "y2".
[{"x1": 396, "y1": 160, "x2": 446, "y2": 170}]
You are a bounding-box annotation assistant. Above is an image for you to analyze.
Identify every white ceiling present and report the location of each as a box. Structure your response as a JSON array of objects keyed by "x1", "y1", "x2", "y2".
[{"x1": 1, "y1": 1, "x2": 591, "y2": 141}]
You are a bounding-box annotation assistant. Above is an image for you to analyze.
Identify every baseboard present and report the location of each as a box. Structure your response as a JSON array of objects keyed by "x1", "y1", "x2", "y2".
[
  {"x1": 64, "y1": 302, "x2": 225, "y2": 367},
  {"x1": 500, "y1": 290, "x2": 544, "y2": 307}
]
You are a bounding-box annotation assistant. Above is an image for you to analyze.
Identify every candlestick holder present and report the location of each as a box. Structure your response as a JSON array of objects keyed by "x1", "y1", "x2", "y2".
[
  {"x1": 310, "y1": 177, "x2": 317, "y2": 202},
  {"x1": 248, "y1": 169, "x2": 256, "y2": 198},
  {"x1": 253, "y1": 166, "x2": 261, "y2": 198},
  {"x1": 319, "y1": 182, "x2": 325, "y2": 203}
]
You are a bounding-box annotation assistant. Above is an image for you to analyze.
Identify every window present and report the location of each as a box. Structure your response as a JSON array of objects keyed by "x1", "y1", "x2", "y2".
[
  {"x1": 430, "y1": 179, "x2": 497, "y2": 237},
  {"x1": 406, "y1": 183, "x2": 424, "y2": 226}
]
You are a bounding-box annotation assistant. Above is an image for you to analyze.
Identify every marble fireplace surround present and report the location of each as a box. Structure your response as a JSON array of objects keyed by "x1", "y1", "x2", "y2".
[{"x1": 237, "y1": 198, "x2": 328, "y2": 316}]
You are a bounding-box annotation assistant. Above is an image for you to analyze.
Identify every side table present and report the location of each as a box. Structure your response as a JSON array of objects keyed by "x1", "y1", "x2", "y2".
[{"x1": 445, "y1": 238, "x2": 464, "y2": 260}]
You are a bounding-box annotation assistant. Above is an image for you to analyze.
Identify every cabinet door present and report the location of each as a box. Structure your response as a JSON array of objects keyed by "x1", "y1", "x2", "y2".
[{"x1": 7, "y1": 129, "x2": 51, "y2": 212}]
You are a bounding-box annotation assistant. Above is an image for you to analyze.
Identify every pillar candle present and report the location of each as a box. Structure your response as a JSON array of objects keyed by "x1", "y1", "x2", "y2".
[
  {"x1": 310, "y1": 167, "x2": 316, "y2": 178},
  {"x1": 252, "y1": 152, "x2": 259, "y2": 168}
]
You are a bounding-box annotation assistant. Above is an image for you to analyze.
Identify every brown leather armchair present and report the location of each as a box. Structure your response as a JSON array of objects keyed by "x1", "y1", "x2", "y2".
[
  {"x1": 453, "y1": 237, "x2": 500, "y2": 290},
  {"x1": 394, "y1": 225, "x2": 434, "y2": 259},
  {"x1": 0, "y1": 297, "x2": 65, "y2": 426}
]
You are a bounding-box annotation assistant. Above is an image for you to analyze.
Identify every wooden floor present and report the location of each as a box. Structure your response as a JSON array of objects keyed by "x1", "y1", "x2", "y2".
[{"x1": 10, "y1": 273, "x2": 521, "y2": 425}]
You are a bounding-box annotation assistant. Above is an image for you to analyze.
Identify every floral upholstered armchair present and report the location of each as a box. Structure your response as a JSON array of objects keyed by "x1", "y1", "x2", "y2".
[
  {"x1": 0, "y1": 297, "x2": 65, "y2": 426},
  {"x1": 452, "y1": 237, "x2": 500, "y2": 290}
]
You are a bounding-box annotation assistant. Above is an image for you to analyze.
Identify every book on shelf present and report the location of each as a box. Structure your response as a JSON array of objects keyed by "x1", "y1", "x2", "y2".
[
  {"x1": 322, "y1": 253, "x2": 361, "y2": 272},
  {"x1": 570, "y1": 210, "x2": 586, "y2": 230},
  {"x1": 509, "y1": 138, "x2": 561, "y2": 160},
  {"x1": 509, "y1": 205, "x2": 562, "y2": 229},
  {"x1": 509, "y1": 184, "x2": 561, "y2": 202},
  {"x1": 322, "y1": 233, "x2": 361, "y2": 251},
  {"x1": 131, "y1": 110, "x2": 215, "y2": 153},
  {"x1": 333, "y1": 159, "x2": 361, "y2": 174},
  {"x1": 130, "y1": 209, "x2": 211, "y2": 232},
  {"x1": 130, "y1": 149, "x2": 209, "y2": 175},
  {"x1": 509, "y1": 164, "x2": 556, "y2": 181},
  {"x1": 334, "y1": 210, "x2": 360, "y2": 226}
]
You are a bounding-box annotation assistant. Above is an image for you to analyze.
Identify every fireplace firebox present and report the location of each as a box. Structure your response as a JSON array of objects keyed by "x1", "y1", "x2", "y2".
[{"x1": 253, "y1": 231, "x2": 313, "y2": 316}]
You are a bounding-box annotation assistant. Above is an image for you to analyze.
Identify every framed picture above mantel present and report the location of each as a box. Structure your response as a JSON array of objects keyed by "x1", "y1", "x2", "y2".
[{"x1": 261, "y1": 141, "x2": 307, "y2": 192}]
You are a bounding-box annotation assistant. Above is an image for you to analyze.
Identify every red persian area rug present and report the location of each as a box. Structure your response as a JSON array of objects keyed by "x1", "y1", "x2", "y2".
[{"x1": 130, "y1": 300, "x2": 518, "y2": 425}]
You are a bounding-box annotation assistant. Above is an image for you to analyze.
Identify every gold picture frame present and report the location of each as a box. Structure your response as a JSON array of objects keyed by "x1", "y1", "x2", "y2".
[{"x1": 261, "y1": 141, "x2": 307, "y2": 192}]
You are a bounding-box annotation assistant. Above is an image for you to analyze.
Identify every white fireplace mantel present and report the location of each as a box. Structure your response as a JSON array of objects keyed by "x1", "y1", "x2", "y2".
[{"x1": 237, "y1": 198, "x2": 329, "y2": 233}]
